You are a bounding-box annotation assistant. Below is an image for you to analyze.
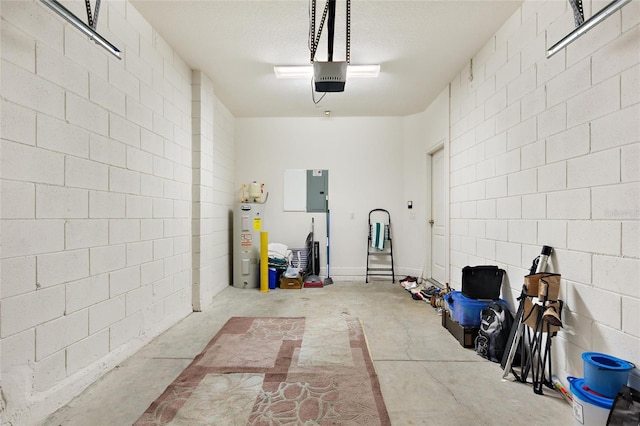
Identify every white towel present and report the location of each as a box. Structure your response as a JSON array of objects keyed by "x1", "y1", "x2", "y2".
[
  {"x1": 371, "y1": 222, "x2": 385, "y2": 250},
  {"x1": 268, "y1": 242, "x2": 289, "y2": 259}
]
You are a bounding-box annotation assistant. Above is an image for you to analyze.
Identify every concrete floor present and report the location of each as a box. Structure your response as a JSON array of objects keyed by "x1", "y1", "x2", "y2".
[{"x1": 42, "y1": 281, "x2": 574, "y2": 425}]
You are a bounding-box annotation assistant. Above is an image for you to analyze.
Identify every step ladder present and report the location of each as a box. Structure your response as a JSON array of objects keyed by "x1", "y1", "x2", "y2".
[{"x1": 366, "y1": 209, "x2": 395, "y2": 283}]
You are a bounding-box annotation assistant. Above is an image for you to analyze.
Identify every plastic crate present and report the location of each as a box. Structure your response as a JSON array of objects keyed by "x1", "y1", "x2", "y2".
[{"x1": 444, "y1": 291, "x2": 507, "y2": 327}]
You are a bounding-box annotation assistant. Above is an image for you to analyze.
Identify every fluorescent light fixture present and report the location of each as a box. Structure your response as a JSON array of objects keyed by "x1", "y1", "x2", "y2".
[
  {"x1": 40, "y1": 0, "x2": 122, "y2": 59},
  {"x1": 274, "y1": 64, "x2": 380, "y2": 79},
  {"x1": 346, "y1": 64, "x2": 380, "y2": 78},
  {"x1": 273, "y1": 65, "x2": 313, "y2": 79},
  {"x1": 546, "y1": 0, "x2": 631, "y2": 58}
]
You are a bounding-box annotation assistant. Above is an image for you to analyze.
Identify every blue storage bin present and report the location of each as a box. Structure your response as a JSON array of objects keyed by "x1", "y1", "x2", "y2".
[
  {"x1": 268, "y1": 268, "x2": 277, "y2": 289},
  {"x1": 445, "y1": 291, "x2": 507, "y2": 327}
]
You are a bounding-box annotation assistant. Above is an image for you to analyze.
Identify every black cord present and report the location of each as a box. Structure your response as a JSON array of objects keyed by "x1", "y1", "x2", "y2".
[{"x1": 311, "y1": 77, "x2": 327, "y2": 105}]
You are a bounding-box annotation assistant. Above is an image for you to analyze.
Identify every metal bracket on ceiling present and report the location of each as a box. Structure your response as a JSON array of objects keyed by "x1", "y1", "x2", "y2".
[
  {"x1": 84, "y1": 0, "x2": 101, "y2": 30},
  {"x1": 40, "y1": 0, "x2": 121, "y2": 59},
  {"x1": 547, "y1": 0, "x2": 631, "y2": 58},
  {"x1": 568, "y1": 0, "x2": 585, "y2": 27}
]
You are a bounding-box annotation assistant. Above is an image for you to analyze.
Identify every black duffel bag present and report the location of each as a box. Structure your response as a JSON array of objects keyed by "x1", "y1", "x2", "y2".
[{"x1": 462, "y1": 265, "x2": 505, "y2": 300}]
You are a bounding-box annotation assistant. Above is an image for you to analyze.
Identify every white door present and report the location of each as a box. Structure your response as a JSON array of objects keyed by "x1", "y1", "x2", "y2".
[{"x1": 430, "y1": 147, "x2": 446, "y2": 284}]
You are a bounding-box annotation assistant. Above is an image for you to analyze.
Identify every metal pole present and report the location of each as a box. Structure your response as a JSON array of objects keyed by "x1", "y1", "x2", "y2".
[
  {"x1": 327, "y1": 0, "x2": 336, "y2": 62},
  {"x1": 40, "y1": 0, "x2": 121, "y2": 59}
]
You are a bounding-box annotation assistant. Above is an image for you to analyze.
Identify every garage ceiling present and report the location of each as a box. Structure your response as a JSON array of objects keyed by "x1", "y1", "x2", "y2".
[{"x1": 130, "y1": 1, "x2": 523, "y2": 117}]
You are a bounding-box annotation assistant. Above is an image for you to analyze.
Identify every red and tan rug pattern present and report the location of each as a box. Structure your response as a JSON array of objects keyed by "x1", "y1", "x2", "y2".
[{"x1": 134, "y1": 316, "x2": 391, "y2": 425}]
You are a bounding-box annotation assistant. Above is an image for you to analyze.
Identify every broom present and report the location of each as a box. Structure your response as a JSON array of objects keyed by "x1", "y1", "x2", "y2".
[{"x1": 324, "y1": 196, "x2": 333, "y2": 285}]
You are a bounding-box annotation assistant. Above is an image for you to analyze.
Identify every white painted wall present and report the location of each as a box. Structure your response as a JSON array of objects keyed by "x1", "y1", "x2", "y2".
[
  {"x1": 447, "y1": 0, "x2": 639, "y2": 384},
  {"x1": 191, "y1": 71, "x2": 235, "y2": 310},
  {"x1": 233, "y1": 91, "x2": 450, "y2": 282},
  {"x1": 235, "y1": 117, "x2": 410, "y2": 279},
  {"x1": 402, "y1": 89, "x2": 450, "y2": 281}
]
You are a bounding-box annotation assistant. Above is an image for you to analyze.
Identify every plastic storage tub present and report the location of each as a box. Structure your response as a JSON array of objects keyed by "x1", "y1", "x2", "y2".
[
  {"x1": 268, "y1": 268, "x2": 277, "y2": 289},
  {"x1": 582, "y1": 352, "x2": 634, "y2": 398},
  {"x1": 569, "y1": 376, "x2": 614, "y2": 425},
  {"x1": 444, "y1": 291, "x2": 507, "y2": 327}
]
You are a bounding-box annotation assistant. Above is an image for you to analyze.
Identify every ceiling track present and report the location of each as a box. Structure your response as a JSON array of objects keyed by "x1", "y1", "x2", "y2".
[
  {"x1": 546, "y1": 0, "x2": 631, "y2": 58},
  {"x1": 310, "y1": 0, "x2": 351, "y2": 63}
]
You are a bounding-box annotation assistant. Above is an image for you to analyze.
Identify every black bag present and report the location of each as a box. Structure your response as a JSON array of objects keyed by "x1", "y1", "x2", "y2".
[
  {"x1": 475, "y1": 301, "x2": 514, "y2": 363},
  {"x1": 462, "y1": 265, "x2": 505, "y2": 299},
  {"x1": 607, "y1": 385, "x2": 640, "y2": 425}
]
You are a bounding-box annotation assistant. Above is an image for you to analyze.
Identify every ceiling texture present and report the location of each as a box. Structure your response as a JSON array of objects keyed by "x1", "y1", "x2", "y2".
[{"x1": 130, "y1": 1, "x2": 523, "y2": 118}]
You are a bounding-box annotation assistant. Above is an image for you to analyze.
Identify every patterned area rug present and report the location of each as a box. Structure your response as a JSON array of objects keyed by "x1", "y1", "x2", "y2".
[{"x1": 135, "y1": 316, "x2": 391, "y2": 425}]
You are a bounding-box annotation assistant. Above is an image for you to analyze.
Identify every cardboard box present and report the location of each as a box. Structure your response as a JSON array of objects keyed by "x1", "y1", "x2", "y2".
[
  {"x1": 280, "y1": 275, "x2": 302, "y2": 289},
  {"x1": 442, "y1": 309, "x2": 479, "y2": 348}
]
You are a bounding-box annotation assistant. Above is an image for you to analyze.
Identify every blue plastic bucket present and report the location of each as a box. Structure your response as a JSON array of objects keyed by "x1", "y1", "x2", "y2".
[
  {"x1": 582, "y1": 352, "x2": 634, "y2": 398},
  {"x1": 568, "y1": 376, "x2": 614, "y2": 426}
]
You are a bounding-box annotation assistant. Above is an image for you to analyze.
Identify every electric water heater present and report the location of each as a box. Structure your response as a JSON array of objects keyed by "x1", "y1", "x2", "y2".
[{"x1": 233, "y1": 203, "x2": 266, "y2": 288}]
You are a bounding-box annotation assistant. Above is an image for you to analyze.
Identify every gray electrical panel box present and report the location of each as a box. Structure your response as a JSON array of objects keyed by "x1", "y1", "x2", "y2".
[{"x1": 306, "y1": 169, "x2": 328, "y2": 212}]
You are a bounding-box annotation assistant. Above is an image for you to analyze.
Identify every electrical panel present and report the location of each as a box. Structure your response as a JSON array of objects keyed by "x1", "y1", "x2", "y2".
[{"x1": 306, "y1": 169, "x2": 328, "y2": 213}]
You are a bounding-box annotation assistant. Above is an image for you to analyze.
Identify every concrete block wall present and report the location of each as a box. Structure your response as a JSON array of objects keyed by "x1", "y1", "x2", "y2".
[
  {"x1": 210, "y1": 91, "x2": 235, "y2": 292},
  {"x1": 191, "y1": 71, "x2": 235, "y2": 311},
  {"x1": 448, "y1": 0, "x2": 639, "y2": 380},
  {"x1": 1, "y1": 0, "x2": 194, "y2": 423}
]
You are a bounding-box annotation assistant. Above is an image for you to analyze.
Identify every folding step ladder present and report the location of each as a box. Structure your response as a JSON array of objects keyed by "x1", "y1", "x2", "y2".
[{"x1": 366, "y1": 209, "x2": 395, "y2": 283}]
